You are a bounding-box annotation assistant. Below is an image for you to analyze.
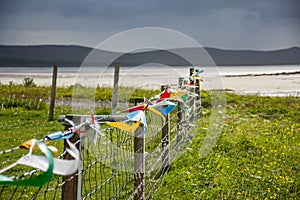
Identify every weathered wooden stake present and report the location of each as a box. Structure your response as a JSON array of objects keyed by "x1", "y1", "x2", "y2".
[
  {"x1": 194, "y1": 68, "x2": 201, "y2": 119},
  {"x1": 178, "y1": 77, "x2": 184, "y2": 88},
  {"x1": 161, "y1": 85, "x2": 170, "y2": 175},
  {"x1": 112, "y1": 63, "x2": 120, "y2": 115},
  {"x1": 133, "y1": 96, "x2": 145, "y2": 199},
  {"x1": 189, "y1": 68, "x2": 195, "y2": 122},
  {"x1": 176, "y1": 101, "x2": 183, "y2": 149},
  {"x1": 162, "y1": 113, "x2": 170, "y2": 175},
  {"x1": 62, "y1": 115, "x2": 82, "y2": 200},
  {"x1": 134, "y1": 98, "x2": 144, "y2": 106},
  {"x1": 48, "y1": 65, "x2": 57, "y2": 121},
  {"x1": 134, "y1": 125, "x2": 145, "y2": 200}
]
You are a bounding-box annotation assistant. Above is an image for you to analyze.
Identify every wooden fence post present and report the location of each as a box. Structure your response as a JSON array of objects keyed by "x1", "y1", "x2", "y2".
[
  {"x1": 176, "y1": 101, "x2": 183, "y2": 150},
  {"x1": 134, "y1": 125, "x2": 145, "y2": 200},
  {"x1": 160, "y1": 85, "x2": 170, "y2": 175},
  {"x1": 134, "y1": 98, "x2": 144, "y2": 106},
  {"x1": 162, "y1": 113, "x2": 170, "y2": 175},
  {"x1": 178, "y1": 77, "x2": 184, "y2": 88},
  {"x1": 48, "y1": 65, "x2": 57, "y2": 121},
  {"x1": 62, "y1": 115, "x2": 82, "y2": 200},
  {"x1": 189, "y1": 68, "x2": 196, "y2": 122},
  {"x1": 194, "y1": 68, "x2": 201, "y2": 119},
  {"x1": 112, "y1": 63, "x2": 120, "y2": 115},
  {"x1": 176, "y1": 76, "x2": 184, "y2": 149}
]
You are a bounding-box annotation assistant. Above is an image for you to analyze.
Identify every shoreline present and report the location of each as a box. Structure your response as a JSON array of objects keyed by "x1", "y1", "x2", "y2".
[
  {"x1": 1, "y1": 73, "x2": 299, "y2": 97},
  {"x1": 224, "y1": 70, "x2": 300, "y2": 77}
]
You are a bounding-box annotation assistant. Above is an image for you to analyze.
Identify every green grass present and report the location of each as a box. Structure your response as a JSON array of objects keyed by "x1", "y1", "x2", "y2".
[
  {"x1": 0, "y1": 83, "x2": 159, "y2": 199},
  {"x1": 0, "y1": 83, "x2": 299, "y2": 199},
  {"x1": 154, "y1": 93, "x2": 300, "y2": 199},
  {"x1": 0, "y1": 82, "x2": 159, "y2": 102}
]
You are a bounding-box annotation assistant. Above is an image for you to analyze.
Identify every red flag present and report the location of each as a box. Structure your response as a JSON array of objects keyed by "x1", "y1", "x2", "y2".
[{"x1": 160, "y1": 88, "x2": 170, "y2": 99}]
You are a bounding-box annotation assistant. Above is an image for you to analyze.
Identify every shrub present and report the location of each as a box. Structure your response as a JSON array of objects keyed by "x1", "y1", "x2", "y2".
[{"x1": 23, "y1": 77, "x2": 36, "y2": 87}]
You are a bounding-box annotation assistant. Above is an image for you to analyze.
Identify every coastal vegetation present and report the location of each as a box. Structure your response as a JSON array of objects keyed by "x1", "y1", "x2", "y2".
[
  {"x1": 0, "y1": 82, "x2": 299, "y2": 199},
  {"x1": 154, "y1": 93, "x2": 299, "y2": 199}
]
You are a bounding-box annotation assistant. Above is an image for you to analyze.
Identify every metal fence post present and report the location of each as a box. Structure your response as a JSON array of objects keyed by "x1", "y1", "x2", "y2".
[
  {"x1": 134, "y1": 125, "x2": 145, "y2": 200},
  {"x1": 62, "y1": 115, "x2": 82, "y2": 200}
]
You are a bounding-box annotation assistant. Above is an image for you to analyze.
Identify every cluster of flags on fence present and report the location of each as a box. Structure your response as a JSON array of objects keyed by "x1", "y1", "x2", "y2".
[
  {"x1": 107, "y1": 89, "x2": 178, "y2": 135},
  {"x1": 0, "y1": 113, "x2": 104, "y2": 187},
  {"x1": 0, "y1": 68, "x2": 203, "y2": 187}
]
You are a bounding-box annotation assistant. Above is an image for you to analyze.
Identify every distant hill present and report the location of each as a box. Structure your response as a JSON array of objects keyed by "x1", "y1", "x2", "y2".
[
  {"x1": 205, "y1": 47, "x2": 300, "y2": 65},
  {"x1": 0, "y1": 45, "x2": 120, "y2": 67},
  {"x1": 0, "y1": 45, "x2": 299, "y2": 67}
]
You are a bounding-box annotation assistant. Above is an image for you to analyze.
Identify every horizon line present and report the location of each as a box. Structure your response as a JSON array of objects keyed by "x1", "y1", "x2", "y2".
[{"x1": 0, "y1": 43, "x2": 299, "y2": 52}]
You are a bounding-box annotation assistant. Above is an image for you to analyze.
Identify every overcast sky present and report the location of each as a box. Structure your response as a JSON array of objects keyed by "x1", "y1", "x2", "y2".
[{"x1": 0, "y1": 0, "x2": 299, "y2": 50}]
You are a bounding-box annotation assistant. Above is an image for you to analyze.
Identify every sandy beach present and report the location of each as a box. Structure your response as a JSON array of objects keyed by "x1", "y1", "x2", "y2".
[
  {"x1": 0, "y1": 66, "x2": 299, "y2": 97},
  {"x1": 221, "y1": 74, "x2": 300, "y2": 96}
]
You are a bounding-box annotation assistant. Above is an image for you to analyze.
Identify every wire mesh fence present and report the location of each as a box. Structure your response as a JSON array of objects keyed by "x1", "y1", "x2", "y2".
[{"x1": 0, "y1": 68, "x2": 202, "y2": 199}]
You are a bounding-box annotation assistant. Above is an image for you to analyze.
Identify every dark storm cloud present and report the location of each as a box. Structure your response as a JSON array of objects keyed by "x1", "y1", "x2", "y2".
[{"x1": 0, "y1": 0, "x2": 299, "y2": 49}]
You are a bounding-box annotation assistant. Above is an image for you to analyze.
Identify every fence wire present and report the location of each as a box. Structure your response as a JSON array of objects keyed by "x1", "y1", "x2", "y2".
[{"x1": 0, "y1": 87, "x2": 201, "y2": 200}]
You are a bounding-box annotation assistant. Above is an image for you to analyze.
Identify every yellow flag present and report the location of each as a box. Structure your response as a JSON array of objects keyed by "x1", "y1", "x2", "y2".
[
  {"x1": 147, "y1": 106, "x2": 166, "y2": 124},
  {"x1": 106, "y1": 121, "x2": 141, "y2": 133},
  {"x1": 170, "y1": 91, "x2": 187, "y2": 98},
  {"x1": 20, "y1": 139, "x2": 58, "y2": 157},
  {"x1": 191, "y1": 76, "x2": 203, "y2": 81}
]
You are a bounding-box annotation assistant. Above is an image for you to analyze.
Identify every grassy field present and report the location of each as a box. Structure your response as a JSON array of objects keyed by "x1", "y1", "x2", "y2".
[
  {"x1": 0, "y1": 82, "x2": 299, "y2": 199},
  {"x1": 154, "y1": 93, "x2": 300, "y2": 199}
]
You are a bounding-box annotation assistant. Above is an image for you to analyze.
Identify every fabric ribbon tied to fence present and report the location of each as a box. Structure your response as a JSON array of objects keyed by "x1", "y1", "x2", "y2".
[
  {"x1": 20, "y1": 139, "x2": 59, "y2": 157},
  {"x1": 192, "y1": 69, "x2": 204, "y2": 76},
  {"x1": 106, "y1": 110, "x2": 146, "y2": 134},
  {"x1": 122, "y1": 104, "x2": 147, "y2": 113},
  {"x1": 126, "y1": 110, "x2": 147, "y2": 135},
  {"x1": 45, "y1": 114, "x2": 103, "y2": 144},
  {"x1": 160, "y1": 88, "x2": 171, "y2": 99},
  {"x1": 45, "y1": 130, "x2": 74, "y2": 141},
  {"x1": 18, "y1": 139, "x2": 79, "y2": 176},
  {"x1": 106, "y1": 120, "x2": 141, "y2": 133},
  {"x1": 151, "y1": 100, "x2": 177, "y2": 116},
  {"x1": 81, "y1": 116, "x2": 104, "y2": 145},
  {"x1": 169, "y1": 90, "x2": 188, "y2": 102},
  {"x1": 149, "y1": 88, "x2": 171, "y2": 103},
  {"x1": 0, "y1": 139, "x2": 54, "y2": 187},
  {"x1": 190, "y1": 76, "x2": 203, "y2": 82}
]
